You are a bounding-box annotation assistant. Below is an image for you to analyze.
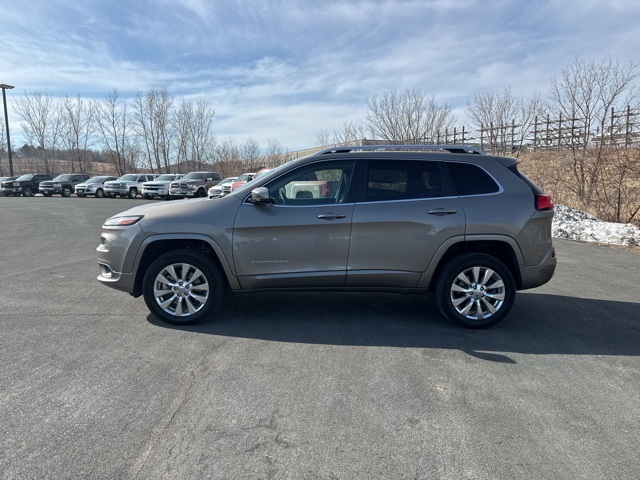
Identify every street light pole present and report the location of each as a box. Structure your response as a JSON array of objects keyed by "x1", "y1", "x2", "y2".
[{"x1": 1, "y1": 83, "x2": 15, "y2": 176}]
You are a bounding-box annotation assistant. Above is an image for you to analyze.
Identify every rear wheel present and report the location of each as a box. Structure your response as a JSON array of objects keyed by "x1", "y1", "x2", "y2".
[
  {"x1": 435, "y1": 253, "x2": 515, "y2": 329},
  {"x1": 142, "y1": 249, "x2": 225, "y2": 325}
]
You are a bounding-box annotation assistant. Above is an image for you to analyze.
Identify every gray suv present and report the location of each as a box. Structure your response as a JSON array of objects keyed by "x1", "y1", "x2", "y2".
[{"x1": 97, "y1": 145, "x2": 557, "y2": 329}]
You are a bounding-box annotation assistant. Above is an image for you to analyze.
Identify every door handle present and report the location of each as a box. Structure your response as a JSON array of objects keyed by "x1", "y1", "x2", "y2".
[
  {"x1": 428, "y1": 208, "x2": 458, "y2": 216},
  {"x1": 317, "y1": 213, "x2": 347, "y2": 220}
]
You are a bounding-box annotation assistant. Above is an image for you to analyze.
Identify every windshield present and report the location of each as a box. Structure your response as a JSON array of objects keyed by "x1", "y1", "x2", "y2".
[
  {"x1": 183, "y1": 172, "x2": 206, "y2": 180},
  {"x1": 155, "y1": 174, "x2": 176, "y2": 181},
  {"x1": 87, "y1": 177, "x2": 106, "y2": 183},
  {"x1": 119, "y1": 174, "x2": 138, "y2": 181},
  {"x1": 54, "y1": 175, "x2": 73, "y2": 181},
  {"x1": 16, "y1": 174, "x2": 34, "y2": 181}
]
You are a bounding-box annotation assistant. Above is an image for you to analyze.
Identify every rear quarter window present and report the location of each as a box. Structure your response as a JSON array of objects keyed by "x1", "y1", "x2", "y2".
[{"x1": 446, "y1": 162, "x2": 500, "y2": 196}]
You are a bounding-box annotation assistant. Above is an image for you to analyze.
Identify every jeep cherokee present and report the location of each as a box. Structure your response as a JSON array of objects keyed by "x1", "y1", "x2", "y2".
[{"x1": 97, "y1": 145, "x2": 556, "y2": 329}]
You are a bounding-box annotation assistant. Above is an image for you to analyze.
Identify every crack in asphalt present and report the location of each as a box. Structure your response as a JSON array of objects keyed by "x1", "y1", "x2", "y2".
[{"x1": 128, "y1": 356, "x2": 209, "y2": 479}]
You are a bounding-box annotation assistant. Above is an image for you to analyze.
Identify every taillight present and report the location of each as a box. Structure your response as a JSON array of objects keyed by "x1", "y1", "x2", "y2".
[{"x1": 536, "y1": 194, "x2": 554, "y2": 211}]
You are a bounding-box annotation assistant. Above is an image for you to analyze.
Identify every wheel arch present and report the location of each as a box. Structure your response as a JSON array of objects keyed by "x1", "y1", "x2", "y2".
[
  {"x1": 423, "y1": 236, "x2": 524, "y2": 291},
  {"x1": 131, "y1": 235, "x2": 237, "y2": 297}
]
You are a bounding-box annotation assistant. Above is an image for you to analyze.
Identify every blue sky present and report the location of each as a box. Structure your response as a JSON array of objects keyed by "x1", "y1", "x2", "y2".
[{"x1": 1, "y1": 0, "x2": 638, "y2": 151}]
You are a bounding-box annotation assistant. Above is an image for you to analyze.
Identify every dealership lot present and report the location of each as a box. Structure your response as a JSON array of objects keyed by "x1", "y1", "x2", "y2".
[{"x1": 1, "y1": 196, "x2": 639, "y2": 479}]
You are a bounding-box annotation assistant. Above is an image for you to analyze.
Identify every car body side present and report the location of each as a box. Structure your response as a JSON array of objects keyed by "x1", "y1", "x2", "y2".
[{"x1": 97, "y1": 153, "x2": 556, "y2": 301}]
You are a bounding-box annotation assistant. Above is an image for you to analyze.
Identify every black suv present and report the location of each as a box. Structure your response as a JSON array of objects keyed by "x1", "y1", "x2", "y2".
[
  {"x1": 39, "y1": 174, "x2": 91, "y2": 197},
  {"x1": 1, "y1": 173, "x2": 52, "y2": 197},
  {"x1": 97, "y1": 145, "x2": 556, "y2": 329}
]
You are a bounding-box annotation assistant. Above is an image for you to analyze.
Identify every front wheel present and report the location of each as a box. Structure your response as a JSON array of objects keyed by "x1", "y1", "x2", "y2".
[
  {"x1": 95, "y1": 188, "x2": 104, "y2": 198},
  {"x1": 434, "y1": 253, "x2": 515, "y2": 329},
  {"x1": 142, "y1": 249, "x2": 225, "y2": 325},
  {"x1": 61, "y1": 186, "x2": 72, "y2": 197},
  {"x1": 22, "y1": 187, "x2": 34, "y2": 197},
  {"x1": 128, "y1": 188, "x2": 138, "y2": 199}
]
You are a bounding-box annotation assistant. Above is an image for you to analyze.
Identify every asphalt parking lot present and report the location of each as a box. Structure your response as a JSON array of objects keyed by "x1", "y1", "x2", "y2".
[{"x1": 1, "y1": 196, "x2": 639, "y2": 479}]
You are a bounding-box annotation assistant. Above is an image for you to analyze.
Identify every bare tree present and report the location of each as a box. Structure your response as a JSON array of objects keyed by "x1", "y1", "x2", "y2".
[
  {"x1": 466, "y1": 87, "x2": 544, "y2": 155},
  {"x1": 214, "y1": 137, "x2": 241, "y2": 177},
  {"x1": 94, "y1": 90, "x2": 136, "y2": 176},
  {"x1": 132, "y1": 87, "x2": 174, "y2": 172},
  {"x1": 366, "y1": 89, "x2": 456, "y2": 144},
  {"x1": 260, "y1": 138, "x2": 296, "y2": 167},
  {"x1": 60, "y1": 94, "x2": 94, "y2": 173},
  {"x1": 316, "y1": 120, "x2": 367, "y2": 148},
  {"x1": 13, "y1": 92, "x2": 63, "y2": 175},
  {"x1": 548, "y1": 56, "x2": 639, "y2": 201},
  {"x1": 187, "y1": 99, "x2": 216, "y2": 170},
  {"x1": 240, "y1": 138, "x2": 261, "y2": 169}
]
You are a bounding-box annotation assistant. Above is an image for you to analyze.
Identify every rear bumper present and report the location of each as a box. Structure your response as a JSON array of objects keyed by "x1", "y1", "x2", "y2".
[{"x1": 519, "y1": 244, "x2": 557, "y2": 289}]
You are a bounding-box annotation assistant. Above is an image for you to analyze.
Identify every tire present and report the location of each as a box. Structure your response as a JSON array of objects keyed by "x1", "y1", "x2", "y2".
[
  {"x1": 196, "y1": 188, "x2": 206, "y2": 198},
  {"x1": 42, "y1": 192, "x2": 52, "y2": 197},
  {"x1": 142, "y1": 249, "x2": 225, "y2": 325},
  {"x1": 22, "y1": 187, "x2": 33, "y2": 197},
  {"x1": 107, "y1": 193, "x2": 116, "y2": 198},
  {"x1": 434, "y1": 253, "x2": 515, "y2": 329},
  {"x1": 95, "y1": 188, "x2": 104, "y2": 198},
  {"x1": 61, "y1": 186, "x2": 72, "y2": 197},
  {"x1": 128, "y1": 188, "x2": 138, "y2": 199},
  {"x1": 144, "y1": 194, "x2": 153, "y2": 200}
]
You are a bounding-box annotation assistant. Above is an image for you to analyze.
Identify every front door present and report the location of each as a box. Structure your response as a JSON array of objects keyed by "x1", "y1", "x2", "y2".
[{"x1": 232, "y1": 160, "x2": 356, "y2": 290}]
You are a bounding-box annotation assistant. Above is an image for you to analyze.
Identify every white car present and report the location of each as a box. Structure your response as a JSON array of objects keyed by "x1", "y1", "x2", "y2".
[
  {"x1": 208, "y1": 177, "x2": 237, "y2": 198},
  {"x1": 141, "y1": 174, "x2": 184, "y2": 200},
  {"x1": 75, "y1": 176, "x2": 118, "y2": 198}
]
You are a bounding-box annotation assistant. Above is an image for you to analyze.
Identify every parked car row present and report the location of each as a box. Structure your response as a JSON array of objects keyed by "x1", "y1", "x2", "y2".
[{"x1": 0, "y1": 171, "x2": 227, "y2": 200}]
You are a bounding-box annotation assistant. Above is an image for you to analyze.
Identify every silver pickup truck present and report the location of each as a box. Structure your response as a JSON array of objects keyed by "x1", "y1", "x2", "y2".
[{"x1": 104, "y1": 174, "x2": 158, "y2": 199}]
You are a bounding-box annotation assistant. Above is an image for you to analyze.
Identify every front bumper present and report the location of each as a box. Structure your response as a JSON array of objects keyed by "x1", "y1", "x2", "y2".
[
  {"x1": 142, "y1": 187, "x2": 169, "y2": 196},
  {"x1": 75, "y1": 187, "x2": 97, "y2": 195},
  {"x1": 105, "y1": 188, "x2": 129, "y2": 195},
  {"x1": 39, "y1": 186, "x2": 63, "y2": 194},
  {"x1": 169, "y1": 189, "x2": 196, "y2": 198}
]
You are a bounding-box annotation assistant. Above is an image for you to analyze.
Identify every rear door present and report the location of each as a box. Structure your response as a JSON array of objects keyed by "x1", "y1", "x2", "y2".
[{"x1": 347, "y1": 158, "x2": 465, "y2": 287}]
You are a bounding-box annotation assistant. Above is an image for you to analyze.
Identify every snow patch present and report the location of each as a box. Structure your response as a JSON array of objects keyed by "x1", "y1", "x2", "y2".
[{"x1": 553, "y1": 204, "x2": 640, "y2": 247}]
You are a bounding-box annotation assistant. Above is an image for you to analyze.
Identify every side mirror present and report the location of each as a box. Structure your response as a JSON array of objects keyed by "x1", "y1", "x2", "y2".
[
  {"x1": 206, "y1": 177, "x2": 213, "y2": 181},
  {"x1": 249, "y1": 187, "x2": 272, "y2": 205}
]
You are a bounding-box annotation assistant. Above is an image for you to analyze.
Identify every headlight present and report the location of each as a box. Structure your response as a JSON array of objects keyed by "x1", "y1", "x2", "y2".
[
  {"x1": 103, "y1": 215, "x2": 144, "y2": 226},
  {"x1": 54, "y1": 183, "x2": 61, "y2": 187}
]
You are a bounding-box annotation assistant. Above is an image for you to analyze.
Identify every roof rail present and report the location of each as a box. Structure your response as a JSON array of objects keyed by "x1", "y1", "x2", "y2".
[{"x1": 314, "y1": 145, "x2": 486, "y2": 155}]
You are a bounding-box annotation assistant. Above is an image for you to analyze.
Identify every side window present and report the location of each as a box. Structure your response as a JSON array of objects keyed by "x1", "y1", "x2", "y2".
[
  {"x1": 365, "y1": 160, "x2": 441, "y2": 202},
  {"x1": 446, "y1": 163, "x2": 500, "y2": 196},
  {"x1": 265, "y1": 161, "x2": 354, "y2": 206}
]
